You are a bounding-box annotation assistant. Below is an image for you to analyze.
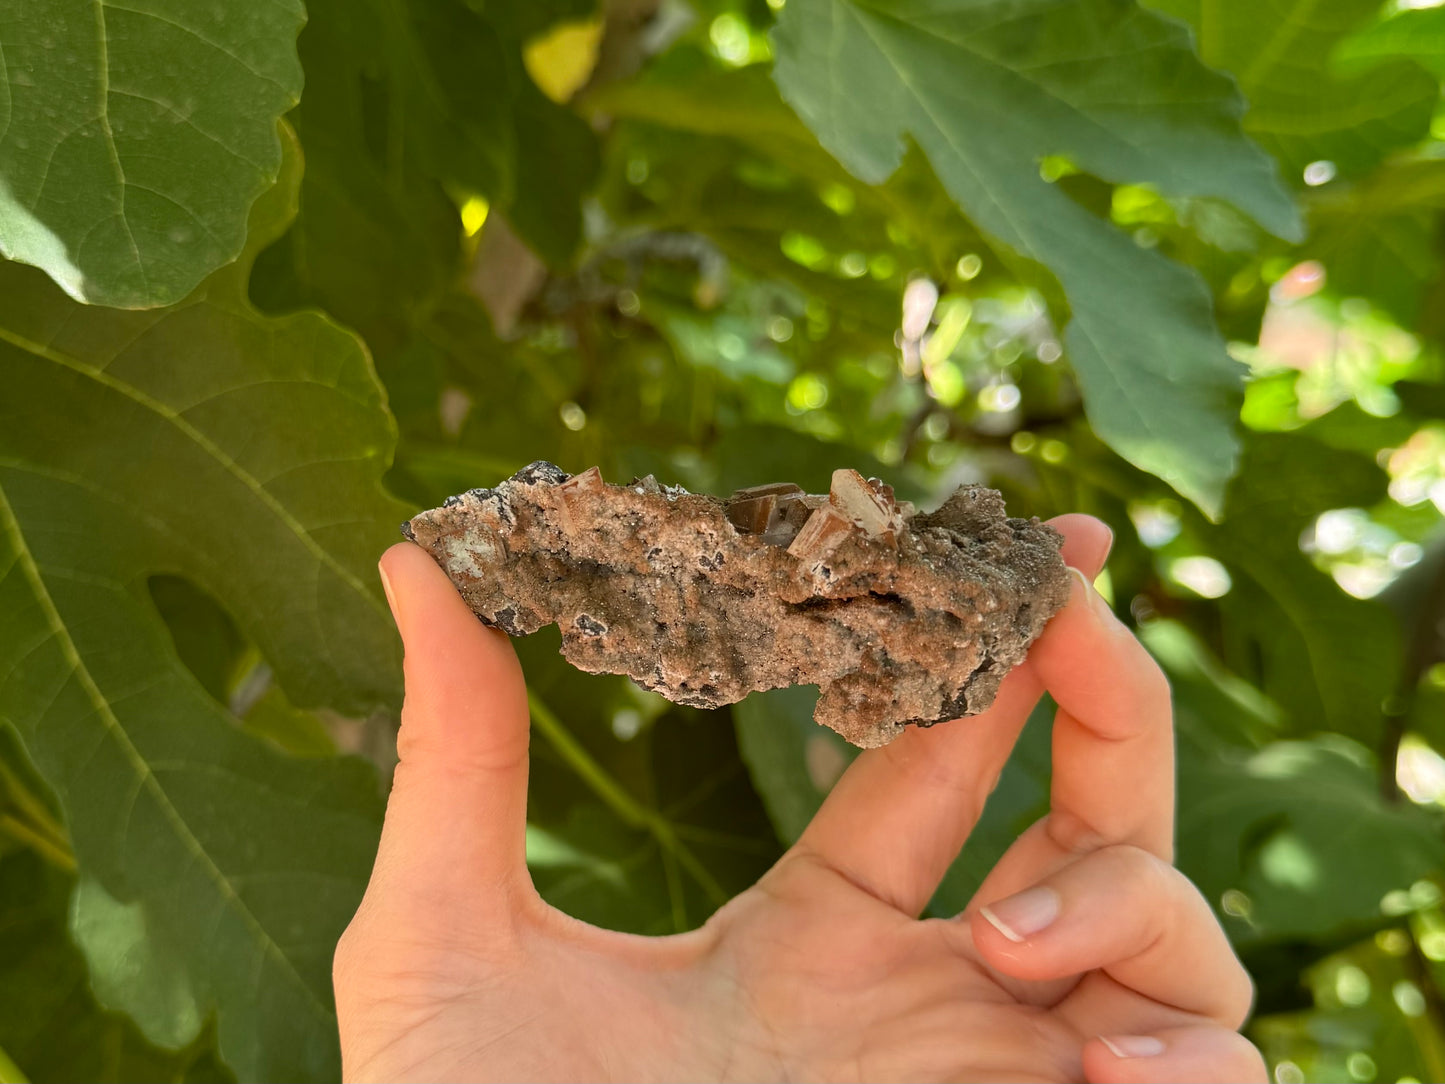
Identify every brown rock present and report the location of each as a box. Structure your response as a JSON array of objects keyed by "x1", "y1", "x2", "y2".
[{"x1": 403, "y1": 462, "x2": 1070, "y2": 748}]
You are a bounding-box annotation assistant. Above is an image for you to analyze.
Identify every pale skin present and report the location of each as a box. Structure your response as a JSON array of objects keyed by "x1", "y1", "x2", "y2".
[{"x1": 334, "y1": 515, "x2": 1267, "y2": 1083}]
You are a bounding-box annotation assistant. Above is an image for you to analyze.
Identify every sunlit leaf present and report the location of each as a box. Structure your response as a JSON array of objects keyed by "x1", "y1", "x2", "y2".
[
  {"x1": 771, "y1": 0, "x2": 1302, "y2": 512},
  {"x1": 1146, "y1": 621, "x2": 1442, "y2": 943},
  {"x1": 1148, "y1": 0, "x2": 1439, "y2": 179},
  {"x1": 1337, "y1": 6, "x2": 1445, "y2": 80},
  {"x1": 1181, "y1": 734, "x2": 1444, "y2": 943},
  {"x1": 0, "y1": 848, "x2": 231, "y2": 1084},
  {"x1": 0, "y1": 0, "x2": 303, "y2": 307},
  {"x1": 524, "y1": 15, "x2": 605, "y2": 104},
  {"x1": 1307, "y1": 157, "x2": 1445, "y2": 326}
]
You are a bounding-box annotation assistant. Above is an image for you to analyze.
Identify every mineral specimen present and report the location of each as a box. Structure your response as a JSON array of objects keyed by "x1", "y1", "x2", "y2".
[{"x1": 403, "y1": 462, "x2": 1070, "y2": 748}]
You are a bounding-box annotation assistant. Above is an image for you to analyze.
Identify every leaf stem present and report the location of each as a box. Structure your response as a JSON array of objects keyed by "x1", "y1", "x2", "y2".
[
  {"x1": 527, "y1": 691, "x2": 651, "y2": 829},
  {"x1": 671, "y1": 823, "x2": 778, "y2": 856},
  {"x1": 662, "y1": 829, "x2": 728, "y2": 906},
  {"x1": 0, "y1": 813, "x2": 75, "y2": 872},
  {"x1": 659, "y1": 841, "x2": 687, "y2": 931},
  {"x1": 0, "y1": 755, "x2": 74, "y2": 868},
  {"x1": 0, "y1": 755, "x2": 69, "y2": 851},
  {"x1": 526, "y1": 691, "x2": 729, "y2": 908}
]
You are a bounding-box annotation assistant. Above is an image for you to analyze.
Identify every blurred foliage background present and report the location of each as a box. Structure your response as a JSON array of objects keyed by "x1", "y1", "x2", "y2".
[{"x1": 2, "y1": 0, "x2": 1445, "y2": 1080}]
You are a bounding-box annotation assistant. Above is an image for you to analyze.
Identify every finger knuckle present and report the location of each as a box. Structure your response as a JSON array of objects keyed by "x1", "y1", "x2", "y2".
[
  {"x1": 1044, "y1": 807, "x2": 1112, "y2": 853},
  {"x1": 1089, "y1": 844, "x2": 1182, "y2": 948},
  {"x1": 1227, "y1": 1033, "x2": 1269, "y2": 1083},
  {"x1": 1099, "y1": 842, "x2": 1172, "y2": 894},
  {"x1": 1134, "y1": 658, "x2": 1173, "y2": 715},
  {"x1": 332, "y1": 894, "x2": 390, "y2": 987},
  {"x1": 332, "y1": 917, "x2": 368, "y2": 992},
  {"x1": 1220, "y1": 959, "x2": 1257, "y2": 1030}
]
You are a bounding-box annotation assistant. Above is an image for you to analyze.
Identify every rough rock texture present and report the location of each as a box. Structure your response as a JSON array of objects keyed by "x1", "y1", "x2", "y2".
[{"x1": 403, "y1": 462, "x2": 1070, "y2": 748}]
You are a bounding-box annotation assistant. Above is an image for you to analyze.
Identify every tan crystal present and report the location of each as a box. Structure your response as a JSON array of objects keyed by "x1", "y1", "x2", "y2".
[
  {"x1": 560, "y1": 464, "x2": 603, "y2": 491},
  {"x1": 828, "y1": 468, "x2": 902, "y2": 544},
  {"x1": 726, "y1": 493, "x2": 779, "y2": 535},
  {"x1": 730, "y1": 482, "x2": 805, "y2": 502},
  {"x1": 787, "y1": 504, "x2": 855, "y2": 563}
]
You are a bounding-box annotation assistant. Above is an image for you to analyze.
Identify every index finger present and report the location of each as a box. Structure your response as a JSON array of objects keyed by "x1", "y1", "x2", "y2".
[
  {"x1": 1031, "y1": 571, "x2": 1175, "y2": 860},
  {"x1": 790, "y1": 515, "x2": 1116, "y2": 915}
]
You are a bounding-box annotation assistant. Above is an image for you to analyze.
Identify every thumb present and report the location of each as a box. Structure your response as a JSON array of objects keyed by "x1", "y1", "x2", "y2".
[{"x1": 366, "y1": 542, "x2": 532, "y2": 913}]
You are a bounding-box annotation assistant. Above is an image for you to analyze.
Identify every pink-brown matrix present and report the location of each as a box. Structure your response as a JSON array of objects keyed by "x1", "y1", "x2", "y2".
[{"x1": 403, "y1": 462, "x2": 1069, "y2": 748}]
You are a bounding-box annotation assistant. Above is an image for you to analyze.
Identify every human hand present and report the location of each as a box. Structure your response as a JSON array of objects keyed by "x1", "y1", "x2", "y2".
[{"x1": 334, "y1": 515, "x2": 1265, "y2": 1083}]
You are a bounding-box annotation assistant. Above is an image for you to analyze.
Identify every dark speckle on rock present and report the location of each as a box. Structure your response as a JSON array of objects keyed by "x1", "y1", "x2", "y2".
[
  {"x1": 491, "y1": 606, "x2": 522, "y2": 635},
  {"x1": 515, "y1": 461, "x2": 570, "y2": 487}
]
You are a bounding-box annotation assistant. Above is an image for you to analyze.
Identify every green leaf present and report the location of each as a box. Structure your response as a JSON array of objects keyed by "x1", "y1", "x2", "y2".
[
  {"x1": 1147, "y1": 0, "x2": 1439, "y2": 179},
  {"x1": 594, "y1": 60, "x2": 942, "y2": 328},
  {"x1": 149, "y1": 573, "x2": 339, "y2": 757},
  {"x1": 0, "y1": 848, "x2": 232, "y2": 1084},
  {"x1": 650, "y1": 304, "x2": 796, "y2": 385},
  {"x1": 1209, "y1": 428, "x2": 1400, "y2": 740},
  {"x1": 1254, "y1": 931, "x2": 1445, "y2": 1084},
  {"x1": 593, "y1": 50, "x2": 1004, "y2": 307},
  {"x1": 519, "y1": 631, "x2": 779, "y2": 934},
  {"x1": 1336, "y1": 7, "x2": 1445, "y2": 80},
  {"x1": 0, "y1": 129, "x2": 403, "y2": 1080},
  {"x1": 1141, "y1": 621, "x2": 1442, "y2": 943},
  {"x1": 146, "y1": 575, "x2": 247, "y2": 705},
  {"x1": 1179, "y1": 734, "x2": 1445, "y2": 945},
  {"x1": 591, "y1": 51, "x2": 870, "y2": 193},
  {"x1": 257, "y1": 0, "x2": 599, "y2": 355},
  {"x1": 770, "y1": 0, "x2": 1301, "y2": 513},
  {"x1": 1306, "y1": 157, "x2": 1445, "y2": 326},
  {"x1": 1141, "y1": 619, "x2": 1283, "y2": 748},
  {"x1": 0, "y1": 0, "x2": 304, "y2": 308}
]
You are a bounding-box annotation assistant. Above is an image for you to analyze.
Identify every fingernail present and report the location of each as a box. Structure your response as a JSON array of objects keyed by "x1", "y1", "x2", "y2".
[
  {"x1": 1099, "y1": 523, "x2": 1115, "y2": 563},
  {"x1": 378, "y1": 563, "x2": 400, "y2": 626},
  {"x1": 1100, "y1": 1035, "x2": 1165, "y2": 1059},
  {"x1": 1069, "y1": 567, "x2": 1120, "y2": 628},
  {"x1": 979, "y1": 886, "x2": 1060, "y2": 942}
]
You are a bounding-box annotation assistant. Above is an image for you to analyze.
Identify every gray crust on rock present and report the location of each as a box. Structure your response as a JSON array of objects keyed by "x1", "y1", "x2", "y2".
[{"x1": 403, "y1": 462, "x2": 1070, "y2": 748}]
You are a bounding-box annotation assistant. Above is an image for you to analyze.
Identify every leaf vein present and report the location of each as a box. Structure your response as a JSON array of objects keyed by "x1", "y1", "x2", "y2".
[
  {"x1": 99, "y1": 0, "x2": 292, "y2": 97},
  {"x1": 0, "y1": 483, "x2": 336, "y2": 1029}
]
